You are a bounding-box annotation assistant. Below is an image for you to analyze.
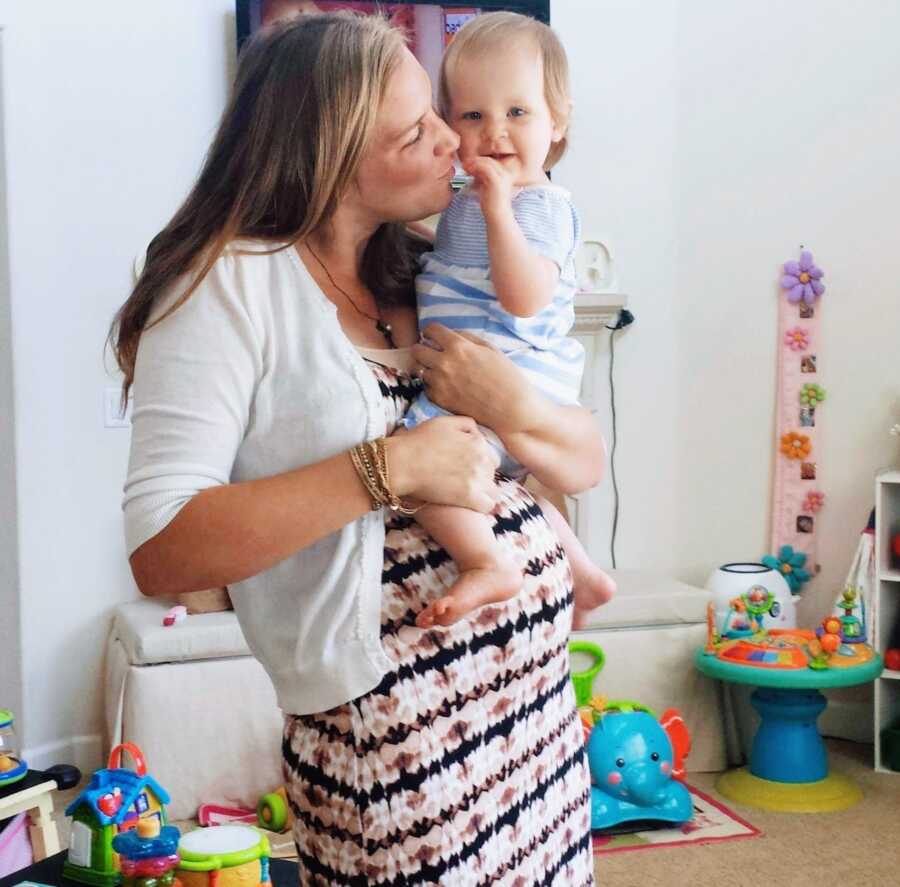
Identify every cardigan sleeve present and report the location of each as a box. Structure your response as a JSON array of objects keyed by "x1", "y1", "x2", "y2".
[{"x1": 122, "y1": 254, "x2": 262, "y2": 556}]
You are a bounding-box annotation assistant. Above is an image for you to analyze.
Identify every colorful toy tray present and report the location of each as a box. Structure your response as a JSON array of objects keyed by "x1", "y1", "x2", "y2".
[
  {"x1": 719, "y1": 637, "x2": 809, "y2": 670},
  {"x1": 698, "y1": 628, "x2": 882, "y2": 690}
]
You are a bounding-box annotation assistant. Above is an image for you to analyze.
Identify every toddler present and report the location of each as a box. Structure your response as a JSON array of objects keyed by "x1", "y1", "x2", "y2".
[{"x1": 402, "y1": 12, "x2": 615, "y2": 629}]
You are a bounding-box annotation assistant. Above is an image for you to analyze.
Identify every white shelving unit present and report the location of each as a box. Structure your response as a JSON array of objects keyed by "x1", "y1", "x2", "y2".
[{"x1": 874, "y1": 469, "x2": 900, "y2": 775}]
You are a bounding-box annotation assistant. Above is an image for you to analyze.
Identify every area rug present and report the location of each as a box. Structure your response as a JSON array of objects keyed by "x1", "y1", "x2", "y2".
[{"x1": 592, "y1": 785, "x2": 761, "y2": 855}]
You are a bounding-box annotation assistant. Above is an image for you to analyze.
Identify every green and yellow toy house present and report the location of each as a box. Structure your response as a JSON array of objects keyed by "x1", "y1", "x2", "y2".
[{"x1": 63, "y1": 744, "x2": 171, "y2": 887}]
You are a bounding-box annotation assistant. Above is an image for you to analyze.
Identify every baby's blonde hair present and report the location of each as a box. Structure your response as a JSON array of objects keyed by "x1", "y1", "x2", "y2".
[{"x1": 438, "y1": 12, "x2": 571, "y2": 170}]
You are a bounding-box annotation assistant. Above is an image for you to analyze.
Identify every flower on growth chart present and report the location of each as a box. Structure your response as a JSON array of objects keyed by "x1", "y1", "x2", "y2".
[
  {"x1": 762, "y1": 545, "x2": 812, "y2": 594},
  {"x1": 780, "y1": 431, "x2": 812, "y2": 460},
  {"x1": 784, "y1": 326, "x2": 810, "y2": 351},
  {"x1": 802, "y1": 490, "x2": 825, "y2": 513},
  {"x1": 799, "y1": 383, "x2": 826, "y2": 408},
  {"x1": 781, "y1": 250, "x2": 825, "y2": 305}
]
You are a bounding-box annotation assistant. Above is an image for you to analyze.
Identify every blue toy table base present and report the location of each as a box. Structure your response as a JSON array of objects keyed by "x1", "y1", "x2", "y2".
[
  {"x1": 750, "y1": 687, "x2": 827, "y2": 782},
  {"x1": 713, "y1": 686, "x2": 861, "y2": 812}
]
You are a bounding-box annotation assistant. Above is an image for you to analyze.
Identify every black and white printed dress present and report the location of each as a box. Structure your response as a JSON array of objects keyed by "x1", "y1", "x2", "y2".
[{"x1": 282, "y1": 349, "x2": 594, "y2": 886}]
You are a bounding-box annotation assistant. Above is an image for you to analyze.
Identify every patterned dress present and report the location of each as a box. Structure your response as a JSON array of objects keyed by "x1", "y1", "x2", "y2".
[{"x1": 282, "y1": 356, "x2": 594, "y2": 886}]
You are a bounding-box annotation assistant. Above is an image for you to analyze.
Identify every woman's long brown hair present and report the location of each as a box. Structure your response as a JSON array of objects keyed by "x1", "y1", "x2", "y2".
[{"x1": 109, "y1": 12, "x2": 425, "y2": 404}]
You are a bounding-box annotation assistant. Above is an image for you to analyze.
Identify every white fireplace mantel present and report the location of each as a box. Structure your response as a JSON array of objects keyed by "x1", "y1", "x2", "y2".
[
  {"x1": 573, "y1": 291, "x2": 628, "y2": 335},
  {"x1": 566, "y1": 290, "x2": 629, "y2": 549}
]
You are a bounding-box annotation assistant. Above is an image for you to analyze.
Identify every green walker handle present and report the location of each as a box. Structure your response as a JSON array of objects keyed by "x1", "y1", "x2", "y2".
[
  {"x1": 569, "y1": 641, "x2": 605, "y2": 708},
  {"x1": 602, "y1": 699, "x2": 657, "y2": 718}
]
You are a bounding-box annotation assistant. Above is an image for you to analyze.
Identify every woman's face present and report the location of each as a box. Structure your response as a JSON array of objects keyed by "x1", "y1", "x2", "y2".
[{"x1": 352, "y1": 48, "x2": 460, "y2": 224}]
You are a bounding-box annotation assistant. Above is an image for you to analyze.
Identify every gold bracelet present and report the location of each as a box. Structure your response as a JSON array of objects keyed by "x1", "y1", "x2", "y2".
[
  {"x1": 357, "y1": 442, "x2": 387, "y2": 511},
  {"x1": 372, "y1": 437, "x2": 423, "y2": 516},
  {"x1": 349, "y1": 438, "x2": 424, "y2": 516},
  {"x1": 350, "y1": 437, "x2": 424, "y2": 516},
  {"x1": 349, "y1": 444, "x2": 382, "y2": 511}
]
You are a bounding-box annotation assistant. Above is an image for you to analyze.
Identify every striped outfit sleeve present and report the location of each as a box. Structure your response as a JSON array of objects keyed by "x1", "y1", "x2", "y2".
[{"x1": 512, "y1": 189, "x2": 580, "y2": 272}]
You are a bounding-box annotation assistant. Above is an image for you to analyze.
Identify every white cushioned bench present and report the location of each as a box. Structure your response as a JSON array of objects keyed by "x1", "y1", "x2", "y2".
[{"x1": 104, "y1": 599, "x2": 283, "y2": 820}]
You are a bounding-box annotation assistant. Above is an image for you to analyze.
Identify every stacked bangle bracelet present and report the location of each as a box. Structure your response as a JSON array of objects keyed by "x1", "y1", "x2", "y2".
[{"x1": 349, "y1": 437, "x2": 423, "y2": 516}]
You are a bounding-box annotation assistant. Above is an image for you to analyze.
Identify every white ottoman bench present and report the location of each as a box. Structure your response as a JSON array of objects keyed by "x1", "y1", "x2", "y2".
[
  {"x1": 572, "y1": 569, "x2": 727, "y2": 772},
  {"x1": 104, "y1": 599, "x2": 283, "y2": 820}
]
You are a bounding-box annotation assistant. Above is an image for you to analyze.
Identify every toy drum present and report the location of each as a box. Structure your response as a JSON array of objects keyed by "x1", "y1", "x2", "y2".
[{"x1": 176, "y1": 826, "x2": 271, "y2": 887}]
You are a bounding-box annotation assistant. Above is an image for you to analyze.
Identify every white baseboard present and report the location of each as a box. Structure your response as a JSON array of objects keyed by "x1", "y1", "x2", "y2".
[{"x1": 23, "y1": 733, "x2": 103, "y2": 774}]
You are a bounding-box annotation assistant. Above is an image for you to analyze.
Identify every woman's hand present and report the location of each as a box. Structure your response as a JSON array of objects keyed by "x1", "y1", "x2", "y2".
[
  {"x1": 386, "y1": 416, "x2": 499, "y2": 513},
  {"x1": 411, "y1": 324, "x2": 540, "y2": 436},
  {"x1": 412, "y1": 323, "x2": 606, "y2": 496}
]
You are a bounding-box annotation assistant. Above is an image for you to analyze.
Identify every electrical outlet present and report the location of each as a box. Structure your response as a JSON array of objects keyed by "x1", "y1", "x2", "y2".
[{"x1": 104, "y1": 387, "x2": 132, "y2": 428}]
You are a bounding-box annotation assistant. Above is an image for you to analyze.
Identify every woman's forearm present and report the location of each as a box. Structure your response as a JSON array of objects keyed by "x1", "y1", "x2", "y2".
[
  {"x1": 497, "y1": 401, "x2": 606, "y2": 496},
  {"x1": 130, "y1": 437, "x2": 423, "y2": 598},
  {"x1": 129, "y1": 450, "x2": 375, "y2": 598}
]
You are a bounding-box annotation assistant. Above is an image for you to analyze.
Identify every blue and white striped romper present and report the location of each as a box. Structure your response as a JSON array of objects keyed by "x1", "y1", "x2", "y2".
[{"x1": 402, "y1": 184, "x2": 584, "y2": 477}]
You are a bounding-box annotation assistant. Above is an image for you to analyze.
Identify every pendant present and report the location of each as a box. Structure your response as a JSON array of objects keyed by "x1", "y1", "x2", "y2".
[{"x1": 376, "y1": 319, "x2": 396, "y2": 348}]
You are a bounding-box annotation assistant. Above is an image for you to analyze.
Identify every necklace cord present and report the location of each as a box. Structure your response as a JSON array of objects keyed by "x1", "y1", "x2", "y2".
[{"x1": 305, "y1": 241, "x2": 397, "y2": 348}]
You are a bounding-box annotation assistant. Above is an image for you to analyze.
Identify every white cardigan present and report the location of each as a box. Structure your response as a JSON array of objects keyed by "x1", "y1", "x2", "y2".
[{"x1": 123, "y1": 240, "x2": 395, "y2": 715}]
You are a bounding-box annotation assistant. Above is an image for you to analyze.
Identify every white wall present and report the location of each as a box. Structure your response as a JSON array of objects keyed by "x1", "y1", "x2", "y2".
[
  {"x1": 554, "y1": 0, "x2": 681, "y2": 575},
  {"x1": 557, "y1": 0, "x2": 899, "y2": 610},
  {"x1": 0, "y1": 26, "x2": 23, "y2": 742},
  {"x1": 556, "y1": 0, "x2": 900, "y2": 737},
  {"x1": 671, "y1": 0, "x2": 900, "y2": 736},
  {"x1": 1, "y1": 0, "x2": 898, "y2": 763},
  {"x1": 672, "y1": 0, "x2": 900, "y2": 632},
  {"x1": 0, "y1": 1, "x2": 236, "y2": 766}
]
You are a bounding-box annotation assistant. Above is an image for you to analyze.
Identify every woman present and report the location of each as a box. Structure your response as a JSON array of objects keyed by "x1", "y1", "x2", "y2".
[{"x1": 113, "y1": 13, "x2": 600, "y2": 885}]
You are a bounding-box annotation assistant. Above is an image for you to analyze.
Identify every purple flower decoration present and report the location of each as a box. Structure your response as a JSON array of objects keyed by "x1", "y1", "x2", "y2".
[{"x1": 781, "y1": 250, "x2": 825, "y2": 305}]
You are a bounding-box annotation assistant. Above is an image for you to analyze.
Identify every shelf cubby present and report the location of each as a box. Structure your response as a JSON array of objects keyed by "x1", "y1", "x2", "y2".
[{"x1": 874, "y1": 470, "x2": 900, "y2": 775}]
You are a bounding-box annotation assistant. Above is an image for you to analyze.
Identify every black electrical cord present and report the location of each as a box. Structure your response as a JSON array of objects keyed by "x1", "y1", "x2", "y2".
[
  {"x1": 605, "y1": 308, "x2": 634, "y2": 568},
  {"x1": 607, "y1": 329, "x2": 620, "y2": 567}
]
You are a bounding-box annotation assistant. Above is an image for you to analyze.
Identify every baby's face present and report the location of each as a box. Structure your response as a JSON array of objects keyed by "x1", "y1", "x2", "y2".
[{"x1": 445, "y1": 39, "x2": 564, "y2": 187}]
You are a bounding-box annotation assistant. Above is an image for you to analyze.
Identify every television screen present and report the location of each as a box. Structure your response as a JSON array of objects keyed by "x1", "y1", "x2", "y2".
[{"x1": 236, "y1": 2, "x2": 551, "y2": 93}]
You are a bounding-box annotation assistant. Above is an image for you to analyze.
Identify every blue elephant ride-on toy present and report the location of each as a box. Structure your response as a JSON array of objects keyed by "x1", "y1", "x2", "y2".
[{"x1": 569, "y1": 640, "x2": 693, "y2": 832}]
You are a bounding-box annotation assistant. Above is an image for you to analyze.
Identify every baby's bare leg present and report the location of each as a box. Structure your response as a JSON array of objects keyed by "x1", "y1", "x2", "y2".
[
  {"x1": 537, "y1": 496, "x2": 616, "y2": 628},
  {"x1": 415, "y1": 503, "x2": 522, "y2": 628}
]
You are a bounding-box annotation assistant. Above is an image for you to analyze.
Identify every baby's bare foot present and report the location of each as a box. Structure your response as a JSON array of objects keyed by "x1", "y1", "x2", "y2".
[
  {"x1": 572, "y1": 568, "x2": 616, "y2": 629},
  {"x1": 416, "y1": 563, "x2": 522, "y2": 628}
]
